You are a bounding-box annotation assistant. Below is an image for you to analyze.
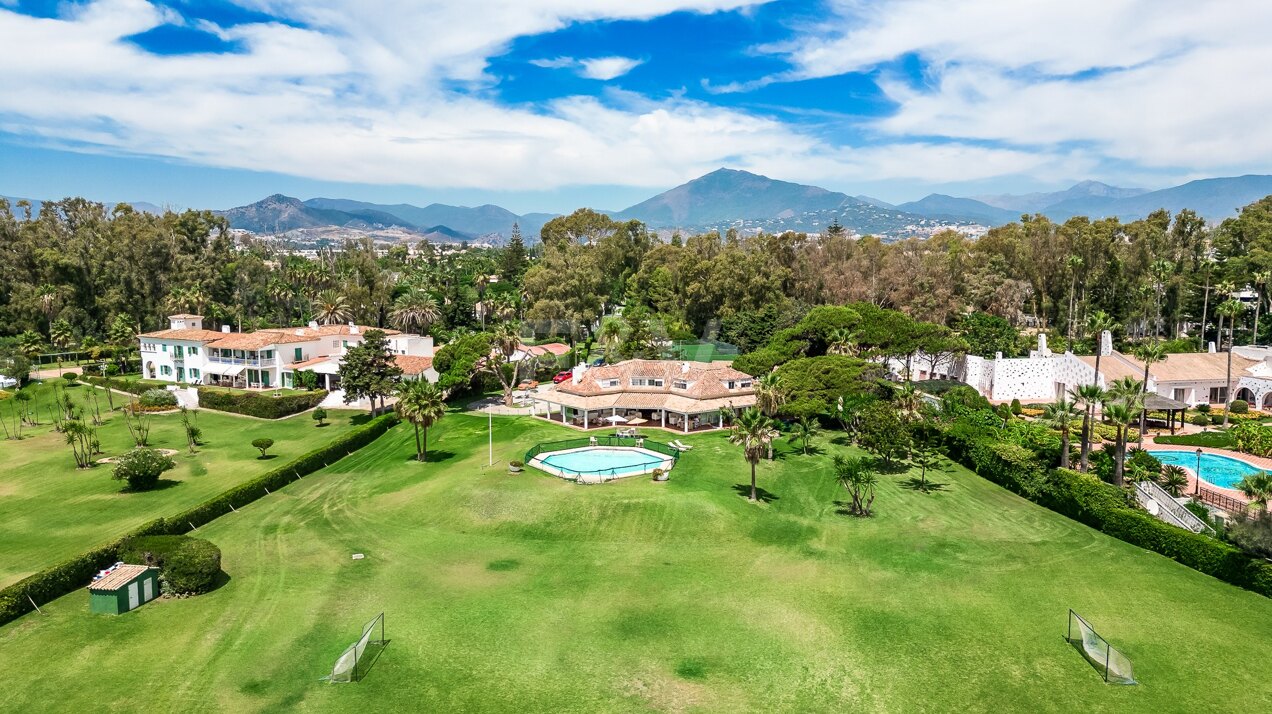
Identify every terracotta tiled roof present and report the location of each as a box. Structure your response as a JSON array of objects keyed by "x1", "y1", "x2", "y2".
[
  {"x1": 395, "y1": 355, "x2": 434, "y2": 375},
  {"x1": 166, "y1": 313, "x2": 202, "y2": 319},
  {"x1": 88, "y1": 564, "x2": 152, "y2": 591},
  {"x1": 138, "y1": 328, "x2": 224, "y2": 342},
  {"x1": 539, "y1": 390, "x2": 755, "y2": 414},
  {"x1": 556, "y1": 359, "x2": 755, "y2": 400},
  {"x1": 1081, "y1": 351, "x2": 1259, "y2": 383},
  {"x1": 207, "y1": 331, "x2": 312, "y2": 350}
]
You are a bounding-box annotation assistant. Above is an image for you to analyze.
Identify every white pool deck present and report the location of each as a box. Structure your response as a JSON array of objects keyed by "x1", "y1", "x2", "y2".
[{"x1": 529, "y1": 445, "x2": 677, "y2": 484}]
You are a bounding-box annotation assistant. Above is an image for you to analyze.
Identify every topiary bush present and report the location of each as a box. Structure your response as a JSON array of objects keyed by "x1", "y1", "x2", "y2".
[
  {"x1": 61, "y1": 371, "x2": 79, "y2": 384},
  {"x1": 139, "y1": 388, "x2": 178, "y2": 408},
  {"x1": 1230, "y1": 399, "x2": 1250, "y2": 414},
  {"x1": 119, "y1": 535, "x2": 222, "y2": 595},
  {"x1": 251, "y1": 438, "x2": 274, "y2": 458},
  {"x1": 312, "y1": 406, "x2": 328, "y2": 426},
  {"x1": 1010, "y1": 398, "x2": 1023, "y2": 415},
  {"x1": 1190, "y1": 413, "x2": 1212, "y2": 427},
  {"x1": 112, "y1": 447, "x2": 175, "y2": 491}
]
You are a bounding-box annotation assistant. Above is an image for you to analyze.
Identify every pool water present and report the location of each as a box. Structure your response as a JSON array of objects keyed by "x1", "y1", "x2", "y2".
[
  {"x1": 539, "y1": 447, "x2": 668, "y2": 477},
  {"x1": 1147, "y1": 450, "x2": 1262, "y2": 489}
]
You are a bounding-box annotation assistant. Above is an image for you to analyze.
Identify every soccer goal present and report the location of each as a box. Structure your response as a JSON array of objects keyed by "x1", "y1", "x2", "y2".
[
  {"x1": 324, "y1": 613, "x2": 388, "y2": 683},
  {"x1": 1066, "y1": 609, "x2": 1136, "y2": 685}
]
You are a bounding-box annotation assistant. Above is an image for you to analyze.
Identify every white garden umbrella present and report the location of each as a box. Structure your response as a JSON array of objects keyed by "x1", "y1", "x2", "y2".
[{"x1": 604, "y1": 415, "x2": 628, "y2": 424}]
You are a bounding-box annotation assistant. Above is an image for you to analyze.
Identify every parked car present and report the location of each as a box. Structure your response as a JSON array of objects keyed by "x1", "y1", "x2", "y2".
[
  {"x1": 552, "y1": 370, "x2": 573, "y2": 384},
  {"x1": 591, "y1": 358, "x2": 605, "y2": 366}
]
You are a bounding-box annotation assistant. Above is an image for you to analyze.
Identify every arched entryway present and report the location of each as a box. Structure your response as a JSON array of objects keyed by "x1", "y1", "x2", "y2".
[
  {"x1": 146, "y1": 361, "x2": 156, "y2": 379},
  {"x1": 1262, "y1": 392, "x2": 1272, "y2": 410},
  {"x1": 1234, "y1": 387, "x2": 1256, "y2": 404}
]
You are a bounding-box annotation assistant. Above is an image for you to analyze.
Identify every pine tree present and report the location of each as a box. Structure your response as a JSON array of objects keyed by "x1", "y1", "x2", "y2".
[
  {"x1": 500, "y1": 223, "x2": 528, "y2": 281},
  {"x1": 338, "y1": 329, "x2": 403, "y2": 413}
]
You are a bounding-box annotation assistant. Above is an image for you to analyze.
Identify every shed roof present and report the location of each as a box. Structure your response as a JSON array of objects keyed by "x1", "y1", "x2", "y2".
[{"x1": 88, "y1": 564, "x2": 152, "y2": 591}]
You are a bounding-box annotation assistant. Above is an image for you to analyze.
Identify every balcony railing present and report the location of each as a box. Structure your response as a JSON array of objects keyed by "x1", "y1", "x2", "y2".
[{"x1": 207, "y1": 355, "x2": 276, "y2": 367}]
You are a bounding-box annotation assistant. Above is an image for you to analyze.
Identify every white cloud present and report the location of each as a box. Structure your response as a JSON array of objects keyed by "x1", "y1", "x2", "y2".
[
  {"x1": 529, "y1": 57, "x2": 576, "y2": 69},
  {"x1": 756, "y1": 0, "x2": 1272, "y2": 181},
  {"x1": 578, "y1": 56, "x2": 644, "y2": 80}
]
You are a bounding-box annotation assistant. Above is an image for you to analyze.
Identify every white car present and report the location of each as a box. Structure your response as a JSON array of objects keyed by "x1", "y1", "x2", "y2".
[{"x1": 0, "y1": 375, "x2": 17, "y2": 389}]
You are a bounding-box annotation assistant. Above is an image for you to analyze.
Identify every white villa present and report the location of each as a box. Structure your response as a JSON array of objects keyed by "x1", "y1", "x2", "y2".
[
  {"x1": 891, "y1": 330, "x2": 1272, "y2": 409},
  {"x1": 139, "y1": 314, "x2": 437, "y2": 390},
  {"x1": 533, "y1": 359, "x2": 757, "y2": 432}
]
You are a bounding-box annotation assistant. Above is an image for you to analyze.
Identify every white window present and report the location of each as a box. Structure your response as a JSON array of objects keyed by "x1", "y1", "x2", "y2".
[
  {"x1": 673, "y1": 380, "x2": 688, "y2": 389},
  {"x1": 601, "y1": 379, "x2": 620, "y2": 388},
  {"x1": 631, "y1": 378, "x2": 664, "y2": 387},
  {"x1": 739, "y1": 380, "x2": 752, "y2": 388}
]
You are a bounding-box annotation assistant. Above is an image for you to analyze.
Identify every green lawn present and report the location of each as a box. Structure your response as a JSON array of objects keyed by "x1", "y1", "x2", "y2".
[
  {"x1": 2, "y1": 414, "x2": 1272, "y2": 712},
  {"x1": 0, "y1": 381, "x2": 363, "y2": 587}
]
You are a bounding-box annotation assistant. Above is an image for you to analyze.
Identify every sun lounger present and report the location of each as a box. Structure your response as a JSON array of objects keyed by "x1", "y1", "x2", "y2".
[{"x1": 672, "y1": 439, "x2": 694, "y2": 451}]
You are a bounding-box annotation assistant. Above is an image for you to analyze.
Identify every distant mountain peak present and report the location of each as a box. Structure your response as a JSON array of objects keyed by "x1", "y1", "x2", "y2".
[{"x1": 615, "y1": 168, "x2": 851, "y2": 226}]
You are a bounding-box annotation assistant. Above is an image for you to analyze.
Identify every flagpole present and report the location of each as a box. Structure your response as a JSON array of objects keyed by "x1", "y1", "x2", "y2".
[{"x1": 488, "y1": 402, "x2": 493, "y2": 466}]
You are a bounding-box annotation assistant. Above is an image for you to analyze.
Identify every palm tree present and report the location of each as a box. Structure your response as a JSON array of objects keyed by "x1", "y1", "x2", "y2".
[
  {"x1": 312, "y1": 289, "x2": 352, "y2": 325},
  {"x1": 394, "y1": 379, "x2": 447, "y2": 462},
  {"x1": 729, "y1": 407, "x2": 779, "y2": 502},
  {"x1": 833, "y1": 454, "x2": 877, "y2": 516},
  {"x1": 894, "y1": 382, "x2": 924, "y2": 424},
  {"x1": 1102, "y1": 396, "x2": 1141, "y2": 487},
  {"x1": 754, "y1": 372, "x2": 787, "y2": 459},
  {"x1": 1131, "y1": 339, "x2": 1168, "y2": 449},
  {"x1": 1214, "y1": 281, "x2": 1236, "y2": 344},
  {"x1": 787, "y1": 416, "x2": 820, "y2": 455},
  {"x1": 1159, "y1": 464, "x2": 1189, "y2": 497},
  {"x1": 1251, "y1": 270, "x2": 1272, "y2": 345},
  {"x1": 1042, "y1": 397, "x2": 1081, "y2": 469},
  {"x1": 596, "y1": 316, "x2": 625, "y2": 363},
  {"x1": 390, "y1": 290, "x2": 441, "y2": 334},
  {"x1": 1236, "y1": 472, "x2": 1272, "y2": 512},
  {"x1": 488, "y1": 321, "x2": 525, "y2": 407},
  {"x1": 1085, "y1": 310, "x2": 1119, "y2": 389},
  {"x1": 1065, "y1": 255, "x2": 1083, "y2": 345},
  {"x1": 49, "y1": 318, "x2": 74, "y2": 354},
  {"x1": 1069, "y1": 384, "x2": 1104, "y2": 472},
  {"x1": 1216, "y1": 299, "x2": 1245, "y2": 426},
  {"x1": 827, "y1": 328, "x2": 857, "y2": 356}
]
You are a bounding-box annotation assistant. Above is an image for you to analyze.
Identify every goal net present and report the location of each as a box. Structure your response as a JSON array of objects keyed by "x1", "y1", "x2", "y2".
[
  {"x1": 326, "y1": 613, "x2": 386, "y2": 683},
  {"x1": 1066, "y1": 610, "x2": 1136, "y2": 685}
]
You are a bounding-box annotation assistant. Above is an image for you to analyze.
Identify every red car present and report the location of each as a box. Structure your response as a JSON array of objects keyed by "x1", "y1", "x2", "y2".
[{"x1": 552, "y1": 370, "x2": 573, "y2": 384}]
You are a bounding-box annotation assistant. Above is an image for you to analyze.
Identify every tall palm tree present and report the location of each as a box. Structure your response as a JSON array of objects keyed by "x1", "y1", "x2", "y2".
[
  {"x1": 1214, "y1": 281, "x2": 1236, "y2": 345},
  {"x1": 389, "y1": 290, "x2": 441, "y2": 335},
  {"x1": 729, "y1": 407, "x2": 779, "y2": 502},
  {"x1": 1042, "y1": 397, "x2": 1081, "y2": 469},
  {"x1": 394, "y1": 379, "x2": 447, "y2": 463},
  {"x1": 754, "y1": 372, "x2": 786, "y2": 459},
  {"x1": 1216, "y1": 299, "x2": 1245, "y2": 426},
  {"x1": 1065, "y1": 255, "x2": 1083, "y2": 345},
  {"x1": 894, "y1": 382, "x2": 924, "y2": 424},
  {"x1": 1131, "y1": 339, "x2": 1168, "y2": 449},
  {"x1": 1236, "y1": 472, "x2": 1272, "y2": 512},
  {"x1": 1069, "y1": 384, "x2": 1104, "y2": 472},
  {"x1": 1085, "y1": 310, "x2": 1119, "y2": 389},
  {"x1": 489, "y1": 321, "x2": 525, "y2": 407},
  {"x1": 312, "y1": 289, "x2": 352, "y2": 325},
  {"x1": 1252, "y1": 271, "x2": 1272, "y2": 345}
]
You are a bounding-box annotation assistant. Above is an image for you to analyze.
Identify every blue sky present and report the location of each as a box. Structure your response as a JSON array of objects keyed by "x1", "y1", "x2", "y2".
[{"x1": 1, "y1": 0, "x2": 1269, "y2": 213}]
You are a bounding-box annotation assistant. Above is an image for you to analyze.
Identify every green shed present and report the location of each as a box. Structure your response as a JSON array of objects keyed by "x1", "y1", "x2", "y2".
[{"x1": 88, "y1": 564, "x2": 160, "y2": 615}]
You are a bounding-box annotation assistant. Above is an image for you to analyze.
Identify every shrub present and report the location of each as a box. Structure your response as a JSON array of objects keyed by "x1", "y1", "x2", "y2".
[
  {"x1": 312, "y1": 407, "x2": 328, "y2": 426},
  {"x1": 0, "y1": 412, "x2": 398, "y2": 626},
  {"x1": 251, "y1": 438, "x2": 274, "y2": 458},
  {"x1": 1229, "y1": 512, "x2": 1272, "y2": 559},
  {"x1": 1196, "y1": 403, "x2": 1211, "y2": 414},
  {"x1": 139, "y1": 388, "x2": 177, "y2": 408},
  {"x1": 1230, "y1": 399, "x2": 1250, "y2": 414},
  {"x1": 1010, "y1": 398, "x2": 1023, "y2": 415},
  {"x1": 196, "y1": 387, "x2": 326, "y2": 418},
  {"x1": 61, "y1": 371, "x2": 79, "y2": 384},
  {"x1": 1211, "y1": 414, "x2": 1225, "y2": 426},
  {"x1": 1190, "y1": 413, "x2": 1212, "y2": 427},
  {"x1": 119, "y1": 535, "x2": 222, "y2": 595},
  {"x1": 1231, "y1": 421, "x2": 1272, "y2": 457},
  {"x1": 112, "y1": 447, "x2": 175, "y2": 491},
  {"x1": 916, "y1": 379, "x2": 969, "y2": 396},
  {"x1": 509, "y1": 460, "x2": 524, "y2": 468}
]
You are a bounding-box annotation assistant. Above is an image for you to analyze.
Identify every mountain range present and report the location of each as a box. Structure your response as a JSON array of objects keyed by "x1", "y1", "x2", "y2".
[{"x1": 10, "y1": 170, "x2": 1272, "y2": 243}]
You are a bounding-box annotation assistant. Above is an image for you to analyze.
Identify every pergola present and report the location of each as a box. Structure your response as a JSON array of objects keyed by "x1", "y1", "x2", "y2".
[
  {"x1": 531, "y1": 392, "x2": 750, "y2": 433},
  {"x1": 1142, "y1": 393, "x2": 1188, "y2": 435}
]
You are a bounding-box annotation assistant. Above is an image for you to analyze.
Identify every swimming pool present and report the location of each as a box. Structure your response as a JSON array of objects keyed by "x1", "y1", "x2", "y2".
[
  {"x1": 1146, "y1": 450, "x2": 1262, "y2": 490},
  {"x1": 532, "y1": 446, "x2": 676, "y2": 483}
]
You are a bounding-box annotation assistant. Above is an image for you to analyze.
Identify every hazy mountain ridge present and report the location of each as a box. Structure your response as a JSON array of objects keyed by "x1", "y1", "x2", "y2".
[{"x1": 895, "y1": 194, "x2": 1021, "y2": 226}]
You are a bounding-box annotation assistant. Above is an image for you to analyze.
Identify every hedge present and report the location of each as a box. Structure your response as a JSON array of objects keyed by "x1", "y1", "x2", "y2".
[
  {"x1": 195, "y1": 388, "x2": 326, "y2": 419},
  {"x1": 0, "y1": 412, "x2": 398, "y2": 626},
  {"x1": 945, "y1": 429, "x2": 1272, "y2": 598}
]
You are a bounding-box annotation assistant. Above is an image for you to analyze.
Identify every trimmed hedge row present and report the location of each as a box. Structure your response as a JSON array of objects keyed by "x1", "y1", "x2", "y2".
[
  {"x1": 82, "y1": 375, "x2": 149, "y2": 395},
  {"x1": 195, "y1": 388, "x2": 326, "y2": 419},
  {"x1": 0, "y1": 412, "x2": 398, "y2": 626},
  {"x1": 946, "y1": 428, "x2": 1272, "y2": 598}
]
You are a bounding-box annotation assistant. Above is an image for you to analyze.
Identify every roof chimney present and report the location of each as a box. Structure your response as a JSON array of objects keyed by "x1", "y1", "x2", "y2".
[
  {"x1": 350, "y1": 325, "x2": 359, "y2": 335},
  {"x1": 221, "y1": 325, "x2": 231, "y2": 333},
  {"x1": 681, "y1": 362, "x2": 690, "y2": 373}
]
